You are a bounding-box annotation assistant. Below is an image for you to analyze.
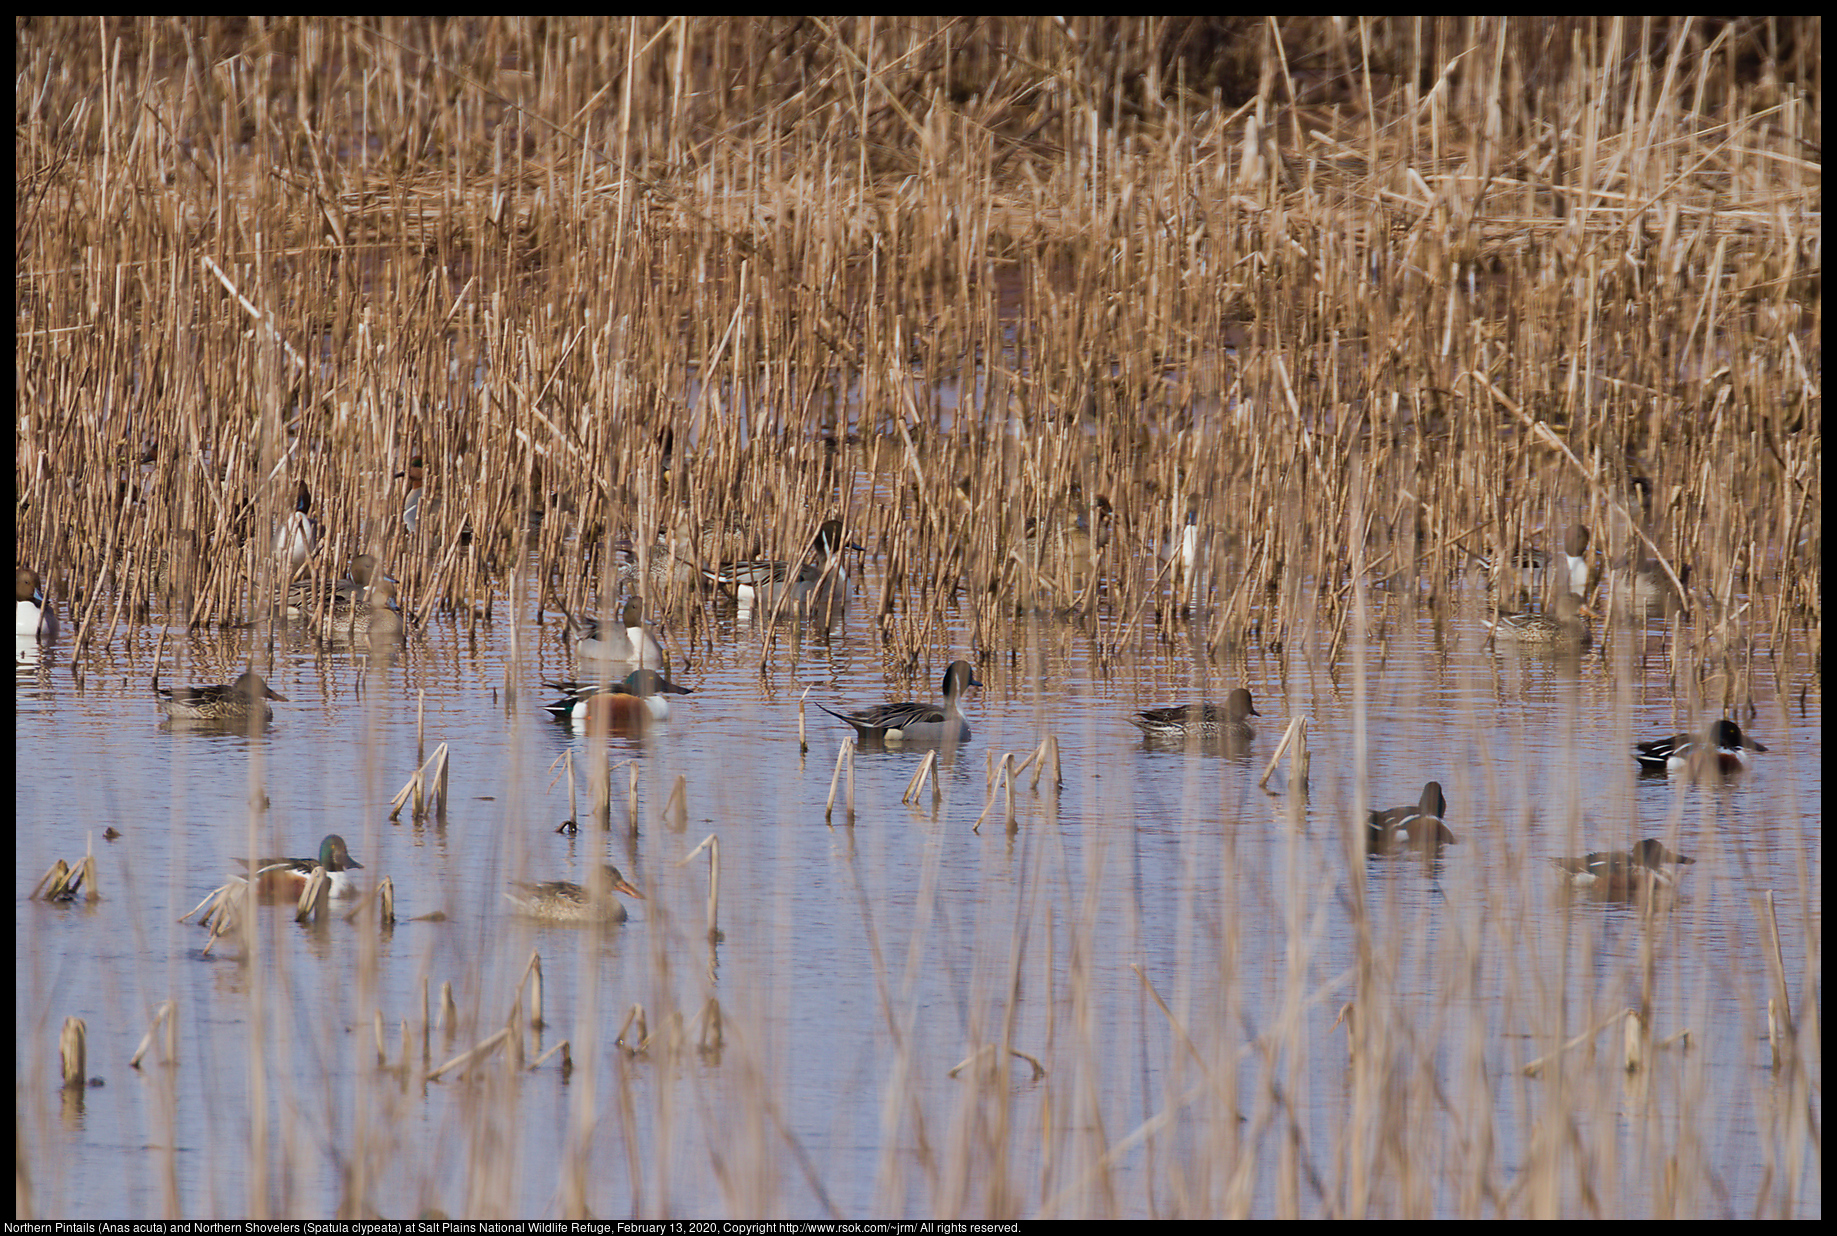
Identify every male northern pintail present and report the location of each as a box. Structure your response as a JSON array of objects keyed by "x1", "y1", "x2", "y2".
[
  {"x1": 542, "y1": 669, "x2": 693, "y2": 725},
  {"x1": 1610, "y1": 554, "x2": 1689, "y2": 619},
  {"x1": 1558, "y1": 524, "x2": 1595, "y2": 598},
  {"x1": 236, "y1": 834, "x2": 365, "y2": 901},
  {"x1": 819, "y1": 659, "x2": 981, "y2": 744},
  {"x1": 705, "y1": 519, "x2": 856, "y2": 612},
  {"x1": 1552, "y1": 838, "x2": 1695, "y2": 899},
  {"x1": 506, "y1": 864, "x2": 645, "y2": 923},
  {"x1": 1484, "y1": 591, "x2": 1593, "y2": 647},
  {"x1": 274, "y1": 481, "x2": 317, "y2": 572},
  {"x1": 1128, "y1": 688, "x2": 1260, "y2": 743},
  {"x1": 569, "y1": 599, "x2": 666, "y2": 669},
  {"x1": 156, "y1": 671, "x2": 288, "y2": 723},
  {"x1": 1366, "y1": 781, "x2": 1457, "y2": 854},
  {"x1": 1634, "y1": 719, "x2": 1768, "y2": 775},
  {"x1": 397, "y1": 457, "x2": 427, "y2": 532},
  {"x1": 17, "y1": 567, "x2": 59, "y2": 640}
]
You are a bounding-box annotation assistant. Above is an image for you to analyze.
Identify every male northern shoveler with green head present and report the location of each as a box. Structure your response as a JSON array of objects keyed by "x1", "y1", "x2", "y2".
[
  {"x1": 1552, "y1": 838, "x2": 1695, "y2": 899},
  {"x1": 820, "y1": 659, "x2": 981, "y2": 744},
  {"x1": 506, "y1": 864, "x2": 645, "y2": 923},
  {"x1": 17, "y1": 567, "x2": 59, "y2": 640},
  {"x1": 156, "y1": 671, "x2": 288, "y2": 723},
  {"x1": 1128, "y1": 687, "x2": 1260, "y2": 744},
  {"x1": 236, "y1": 834, "x2": 366, "y2": 901},
  {"x1": 542, "y1": 669, "x2": 693, "y2": 726},
  {"x1": 1634, "y1": 719, "x2": 1768, "y2": 775},
  {"x1": 1366, "y1": 780, "x2": 1457, "y2": 854},
  {"x1": 1484, "y1": 590, "x2": 1593, "y2": 648},
  {"x1": 705, "y1": 519, "x2": 857, "y2": 613}
]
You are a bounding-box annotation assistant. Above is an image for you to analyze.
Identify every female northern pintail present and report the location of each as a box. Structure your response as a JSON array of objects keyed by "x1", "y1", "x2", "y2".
[
  {"x1": 1552, "y1": 838, "x2": 1695, "y2": 899},
  {"x1": 274, "y1": 481, "x2": 317, "y2": 572},
  {"x1": 156, "y1": 671, "x2": 288, "y2": 723},
  {"x1": 507, "y1": 864, "x2": 645, "y2": 924},
  {"x1": 1366, "y1": 781, "x2": 1457, "y2": 854},
  {"x1": 237, "y1": 834, "x2": 365, "y2": 901},
  {"x1": 542, "y1": 669, "x2": 692, "y2": 725},
  {"x1": 1634, "y1": 719, "x2": 1768, "y2": 775},
  {"x1": 706, "y1": 519, "x2": 855, "y2": 612},
  {"x1": 569, "y1": 599, "x2": 666, "y2": 669},
  {"x1": 1128, "y1": 687, "x2": 1260, "y2": 743},
  {"x1": 17, "y1": 567, "x2": 59, "y2": 640},
  {"x1": 819, "y1": 659, "x2": 981, "y2": 744},
  {"x1": 1484, "y1": 590, "x2": 1593, "y2": 647},
  {"x1": 321, "y1": 578, "x2": 405, "y2": 642}
]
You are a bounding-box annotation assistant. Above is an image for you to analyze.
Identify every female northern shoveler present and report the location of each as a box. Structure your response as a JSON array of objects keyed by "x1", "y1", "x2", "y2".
[
  {"x1": 1634, "y1": 719, "x2": 1768, "y2": 775},
  {"x1": 1484, "y1": 590, "x2": 1593, "y2": 647},
  {"x1": 156, "y1": 671, "x2": 288, "y2": 723},
  {"x1": 17, "y1": 567, "x2": 59, "y2": 640},
  {"x1": 274, "y1": 481, "x2": 317, "y2": 572},
  {"x1": 570, "y1": 599, "x2": 666, "y2": 669},
  {"x1": 238, "y1": 834, "x2": 365, "y2": 901},
  {"x1": 820, "y1": 659, "x2": 981, "y2": 744},
  {"x1": 507, "y1": 864, "x2": 645, "y2": 923},
  {"x1": 1367, "y1": 781, "x2": 1457, "y2": 854},
  {"x1": 1128, "y1": 688, "x2": 1260, "y2": 743},
  {"x1": 705, "y1": 519, "x2": 856, "y2": 613},
  {"x1": 542, "y1": 669, "x2": 693, "y2": 726},
  {"x1": 1552, "y1": 838, "x2": 1695, "y2": 899}
]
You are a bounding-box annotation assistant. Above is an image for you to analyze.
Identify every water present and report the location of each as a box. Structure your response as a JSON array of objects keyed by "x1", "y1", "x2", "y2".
[{"x1": 15, "y1": 560, "x2": 1822, "y2": 1218}]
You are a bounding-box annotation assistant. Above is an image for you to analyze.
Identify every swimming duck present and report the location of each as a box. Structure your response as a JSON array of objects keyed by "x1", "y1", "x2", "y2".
[
  {"x1": 274, "y1": 481, "x2": 317, "y2": 572},
  {"x1": 321, "y1": 578, "x2": 405, "y2": 642},
  {"x1": 569, "y1": 599, "x2": 666, "y2": 669},
  {"x1": 17, "y1": 567, "x2": 58, "y2": 640},
  {"x1": 1366, "y1": 781, "x2": 1457, "y2": 854},
  {"x1": 1558, "y1": 524, "x2": 1595, "y2": 598},
  {"x1": 507, "y1": 864, "x2": 646, "y2": 924},
  {"x1": 705, "y1": 519, "x2": 856, "y2": 613},
  {"x1": 1552, "y1": 838, "x2": 1695, "y2": 899},
  {"x1": 236, "y1": 834, "x2": 365, "y2": 901},
  {"x1": 1128, "y1": 687, "x2": 1260, "y2": 743},
  {"x1": 1484, "y1": 591, "x2": 1593, "y2": 647},
  {"x1": 156, "y1": 671, "x2": 288, "y2": 723},
  {"x1": 1634, "y1": 719, "x2": 1768, "y2": 776},
  {"x1": 542, "y1": 669, "x2": 693, "y2": 725},
  {"x1": 819, "y1": 660, "x2": 982, "y2": 744}
]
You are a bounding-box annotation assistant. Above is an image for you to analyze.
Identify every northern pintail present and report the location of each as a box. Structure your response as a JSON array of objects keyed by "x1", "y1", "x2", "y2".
[
  {"x1": 507, "y1": 865, "x2": 646, "y2": 924},
  {"x1": 1484, "y1": 591, "x2": 1593, "y2": 647},
  {"x1": 1553, "y1": 838, "x2": 1695, "y2": 899},
  {"x1": 397, "y1": 457, "x2": 427, "y2": 533},
  {"x1": 1558, "y1": 524, "x2": 1596, "y2": 598},
  {"x1": 569, "y1": 599, "x2": 666, "y2": 669},
  {"x1": 705, "y1": 519, "x2": 856, "y2": 612},
  {"x1": 1367, "y1": 781, "x2": 1457, "y2": 854},
  {"x1": 1128, "y1": 688, "x2": 1260, "y2": 744},
  {"x1": 237, "y1": 834, "x2": 365, "y2": 901},
  {"x1": 542, "y1": 669, "x2": 693, "y2": 725},
  {"x1": 1634, "y1": 719, "x2": 1768, "y2": 776},
  {"x1": 819, "y1": 659, "x2": 982, "y2": 744},
  {"x1": 17, "y1": 568, "x2": 59, "y2": 640},
  {"x1": 1610, "y1": 555, "x2": 1689, "y2": 619},
  {"x1": 274, "y1": 481, "x2": 317, "y2": 572},
  {"x1": 156, "y1": 671, "x2": 288, "y2": 723}
]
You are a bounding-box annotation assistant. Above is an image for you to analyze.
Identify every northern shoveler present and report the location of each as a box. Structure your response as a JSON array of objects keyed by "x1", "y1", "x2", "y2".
[
  {"x1": 569, "y1": 599, "x2": 666, "y2": 669},
  {"x1": 819, "y1": 659, "x2": 982, "y2": 744},
  {"x1": 156, "y1": 671, "x2": 288, "y2": 723},
  {"x1": 507, "y1": 864, "x2": 645, "y2": 923},
  {"x1": 705, "y1": 519, "x2": 856, "y2": 612},
  {"x1": 1127, "y1": 688, "x2": 1260, "y2": 743},
  {"x1": 1634, "y1": 719, "x2": 1768, "y2": 775},
  {"x1": 1484, "y1": 590, "x2": 1593, "y2": 647},
  {"x1": 1366, "y1": 781, "x2": 1457, "y2": 854},
  {"x1": 1552, "y1": 838, "x2": 1695, "y2": 899},
  {"x1": 237, "y1": 834, "x2": 365, "y2": 901},
  {"x1": 274, "y1": 481, "x2": 317, "y2": 572},
  {"x1": 17, "y1": 567, "x2": 59, "y2": 640},
  {"x1": 542, "y1": 669, "x2": 693, "y2": 725}
]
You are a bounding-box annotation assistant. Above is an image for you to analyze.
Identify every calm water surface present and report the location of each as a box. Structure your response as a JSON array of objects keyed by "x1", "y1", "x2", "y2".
[{"x1": 15, "y1": 559, "x2": 1821, "y2": 1218}]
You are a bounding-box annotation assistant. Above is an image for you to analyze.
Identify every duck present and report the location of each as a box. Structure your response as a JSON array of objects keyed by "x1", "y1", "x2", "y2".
[
  {"x1": 568, "y1": 599, "x2": 666, "y2": 669},
  {"x1": 287, "y1": 554, "x2": 381, "y2": 621},
  {"x1": 236, "y1": 834, "x2": 365, "y2": 901},
  {"x1": 1366, "y1": 781, "x2": 1457, "y2": 854},
  {"x1": 1634, "y1": 719, "x2": 1768, "y2": 775},
  {"x1": 274, "y1": 481, "x2": 317, "y2": 572},
  {"x1": 397, "y1": 457, "x2": 427, "y2": 533},
  {"x1": 321, "y1": 578, "x2": 405, "y2": 643},
  {"x1": 506, "y1": 864, "x2": 645, "y2": 924},
  {"x1": 156, "y1": 671, "x2": 288, "y2": 723},
  {"x1": 542, "y1": 669, "x2": 693, "y2": 725},
  {"x1": 1552, "y1": 838, "x2": 1695, "y2": 899},
  {"x1": 705, "y1": 519, "x2": 856, "y2": 612},
  {"x1": 17, "y1": 567, "x2": 59, "y2": 640},
  {"x1": 1610, "y1": 554, "x2": 1689, "y2": 619},
  {"x1": 1484, "y1": 590, "x2": 1593, "y2": 647},
  {"x1": 819, "y1": 659, "x2": 982, "y2": 745},
  {"x1": 1558, "y1": 524, "x2": 1595, "y2": 598},
  {"x1": 1127, "y1": 688, "x2": 1260, "y2": 743}
]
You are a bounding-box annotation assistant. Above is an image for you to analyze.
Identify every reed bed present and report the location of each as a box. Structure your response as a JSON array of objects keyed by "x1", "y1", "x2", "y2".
[{"x1": 15, "y1": 16, "x2": 1818, "y2": 1219}]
